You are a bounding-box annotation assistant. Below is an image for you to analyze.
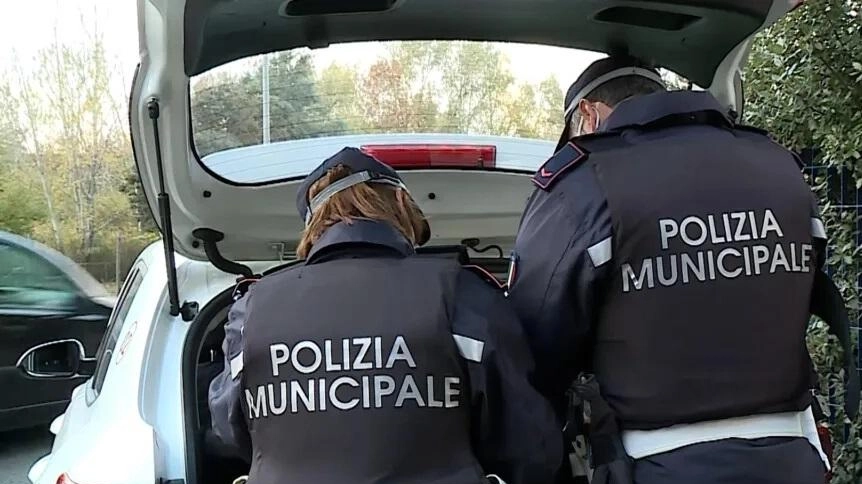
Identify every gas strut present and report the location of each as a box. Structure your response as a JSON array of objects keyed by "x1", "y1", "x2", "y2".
[{"x1": 148, "y1": 99, "x2": 197, "y2": 321}]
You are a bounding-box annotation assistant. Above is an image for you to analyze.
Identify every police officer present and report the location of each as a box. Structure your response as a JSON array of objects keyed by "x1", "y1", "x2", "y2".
[
  {"x1": 507, "y1": 56, "x2": 845, "y2": 484},
  {"x1": 209, "y1": 147, "x2": 563, "y2": 484}
]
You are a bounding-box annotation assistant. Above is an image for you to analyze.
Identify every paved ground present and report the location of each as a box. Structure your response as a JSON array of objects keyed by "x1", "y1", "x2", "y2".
[{"x1": 0, "y1": 427, "x2": 51, "y2": 484}]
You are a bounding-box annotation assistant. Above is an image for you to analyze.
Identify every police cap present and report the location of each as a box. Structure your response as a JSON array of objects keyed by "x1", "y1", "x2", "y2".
[
  {"x1": 557, "y1": 56, "x2": 665, "y2": 148},
  {"x1": 296, "y1": 147, "x2": 430, "y2": 244}
]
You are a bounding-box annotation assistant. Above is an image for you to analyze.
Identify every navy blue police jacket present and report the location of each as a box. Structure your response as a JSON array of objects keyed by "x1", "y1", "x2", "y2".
[
  {"x1": 508, "y1": 90, "x2": 827, "y2": 427},
  {"x1": 209, "y1": 219, "x2": 563, "y2": 484}
]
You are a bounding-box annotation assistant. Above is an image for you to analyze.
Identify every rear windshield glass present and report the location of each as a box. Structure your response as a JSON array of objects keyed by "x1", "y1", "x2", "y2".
[{"x1": 189, "y1": 41, "x2": 604, "y2": 181}]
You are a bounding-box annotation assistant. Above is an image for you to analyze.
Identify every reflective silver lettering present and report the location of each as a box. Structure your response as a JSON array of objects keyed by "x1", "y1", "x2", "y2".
[
  {"x1": 362, "y1": 375, "x2": 371, "y2": 408},
  {"x1": 770, "y1": 244, "x2": 791, "y2": 273},
  {"x1": 395, "y1": 375, "x2": 426, "y2": 408},
  {"x1": 245, "y1": 386, "x2": 267, "y2": 419},
  {"x1": 659, "y1": 219, "x2": 679, "y2": 249},
  {"x1": 752, "y1": 245, "x2": 770, "y2": 275},
  {"x1": 374, "y1": 336, "x2": 383, "y2": 368},
  {"x1": 723, "y1": 214, "x2": 732, "y2": 242},
  {"x1": 352, "y1": 337, "x2": 372, "y2": 370},
  {"x1": 427, "y1": 376, "x2": 443, "y2": 408},
  {"x1": 386, "y1": 336, "x2": 416, "y2": 369},
  {"x1": 717, "y1": 248, "x2": 743, "y2": 278},
  {"x1": 292, "y1": 341, "x2": 322, "y2": 374},
  {"x1": 318, "y1": 378, "x2": 326, "y2": 411},
  {"x1": 742, "y1": 246, "x2": 753, "y2": 275},
  {"x1": 268, "y1": 382, "x2": 287, "y2": 416},
  {"x1": 444, "y1": 377, "x2": 461, "y2": 408},
  {"x1": 290, "y1": 379, "x2": 315, "y2": 413},
  {"x1": 374, "y1": 375, "x2": 396, "y2": 407},
  {"x1": 330, "y1": 376, "x2": 360, "y2": 410},
  {"x1": 342, "y1": 339, "x2": 351, "y2": 371},
  {"x1": 270, "y1": 344, "x2": 289, "y2": 377},
  {"x1": 732, "y1": 212, "x2": 750, "y2": 241},
  {"x1": 324, "y1": 340, "x2": 341, "y2": 371},
  {"x1": 657, "y1": 254, "x2": 678, "y2": 286},
  {"x1": 801, "y1": 244, "x2": 812, "y2": 273},
  {"x1": 708, "y1": 215, "x2": 726, "y2": 244},
  {"x1": 748, "y1": 211, "x2": 759, "y2": 240},
  {"x1": 681, "y1": 216, "x2": 708, "y2": 246},
  {"x1": 761, "y1": 209, "x2": 784, "y2": 238},
  {"x1": 790, "y1": 243, "x2": 803, "y2": 272},
  {"x1": 707, "y1": 250, "x2": 716, "y2": 280},
  {"x1": 622, "y1": 260, "x2": 654, "y2": 293},
  {"x1": 681, "y1": 252, "x2": 706, "y2": 283}
]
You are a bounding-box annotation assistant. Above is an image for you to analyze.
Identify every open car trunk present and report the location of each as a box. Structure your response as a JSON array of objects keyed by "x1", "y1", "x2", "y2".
[{"x1": 132, "y1": 0, "x2": 801, "y2": 265}]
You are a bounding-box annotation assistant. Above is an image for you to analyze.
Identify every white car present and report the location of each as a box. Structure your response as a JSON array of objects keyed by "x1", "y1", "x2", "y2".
[{"x1": 28, "y1": 0, "x2": 799, "y2": 483}]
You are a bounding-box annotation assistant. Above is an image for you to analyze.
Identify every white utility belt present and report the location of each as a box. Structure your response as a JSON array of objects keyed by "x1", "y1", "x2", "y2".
[{"x1": 621, "y1": 406, "x2": 830, "y2": 470}]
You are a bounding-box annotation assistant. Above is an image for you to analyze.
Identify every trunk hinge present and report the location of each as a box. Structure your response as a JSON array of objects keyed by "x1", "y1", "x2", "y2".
[
  {"x1": 148, "y1": 99, "x2": 198, "y2": 321},
  {"x1": 193, "y1": 228, "x2": 256, "y2": 279}
]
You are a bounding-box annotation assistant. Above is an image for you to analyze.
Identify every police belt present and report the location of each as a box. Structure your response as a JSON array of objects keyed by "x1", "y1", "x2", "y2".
[
  {"x1": 621, "y1": 406, "x2": 830, "y2": 469},
  {"x1": 563, "y1": 270, "x2": 858, "y2": 484}
]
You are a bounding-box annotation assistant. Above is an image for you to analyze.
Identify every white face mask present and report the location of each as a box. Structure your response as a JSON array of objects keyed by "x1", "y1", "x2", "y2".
[{"x1": 575, "y1": 105, "x2": 601, "y2": 137}]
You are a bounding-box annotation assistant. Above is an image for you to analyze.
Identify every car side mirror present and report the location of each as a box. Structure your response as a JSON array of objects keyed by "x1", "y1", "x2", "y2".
[{"x1": 16, "y1": 339, "x2": 95, "y2": 379}]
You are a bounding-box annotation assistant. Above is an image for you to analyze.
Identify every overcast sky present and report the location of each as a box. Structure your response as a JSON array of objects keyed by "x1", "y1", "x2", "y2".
[{"x1": 0, "y1": 0, "x2": 603, "y2": 96}]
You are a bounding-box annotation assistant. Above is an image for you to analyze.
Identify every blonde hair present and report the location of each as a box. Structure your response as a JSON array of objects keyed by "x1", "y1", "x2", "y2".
[{"x1": 296, "y1": 164, "x2": 428, "y2": 259}]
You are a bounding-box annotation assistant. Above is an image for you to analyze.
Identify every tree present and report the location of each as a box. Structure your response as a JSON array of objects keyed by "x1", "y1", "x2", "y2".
[
  {"x1": 4, "y1": 27, "x2": 137, "y2": 262},
  {"x1": 318, "y1": 63, "x2": 364, "y2": 130},
  {"x1": 427, "y1": 42, "x2": 515, "y2": 134},
  {"x1": 0, "y1": 77, "x2": 43, "y2": 235},
  {"x1": 499, "y1": 76, "x2": 564, "y2": 140},
  {"x1": 192, "y1": 51, "x2": 346, "y2": 157},
  {"x1": 357, "y1": 57, "x2": 440, "y2": 133},
  {"x1": 745, "y1": 2, "x2": 862, "y2": 481},
  {"x1": 120, "y1": 170, "x2": 157, "y2": 233}
]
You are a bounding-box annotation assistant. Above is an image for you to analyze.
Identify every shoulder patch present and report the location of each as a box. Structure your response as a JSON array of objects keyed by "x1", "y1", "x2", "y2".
[
  {"x1": 463, "y1": 265, "x2": 505, "y2": 290},
  {"x1": 532, "y1": 142, "x2": 588, "y2": 191}
]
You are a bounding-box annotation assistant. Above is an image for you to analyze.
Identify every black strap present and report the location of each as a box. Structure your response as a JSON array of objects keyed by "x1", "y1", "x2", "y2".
[
  {"x1": 414, "y1": 244, "x2": 470, "y2": 265},
  {"x1": 565, "y1": 374, "x2": 630, "y2": 467},
  {"x1": 810, "y1": 269, "x2": 861, "y2": 419}
]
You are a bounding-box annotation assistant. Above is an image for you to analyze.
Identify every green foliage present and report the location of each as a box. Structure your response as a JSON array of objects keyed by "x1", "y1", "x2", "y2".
[
  {"x1": 120, "y1": 170, "x2": 157, "y2": 233},
  {"x1": 191, "y1": 41, "x2": 566, "y2": 157},
  {"x1": 746, "y1": 1, "x2": 861, "y2": 481},
  {"x1": 0, "y1": 162, "x2": 46, "y2": 235},
  {"x1": 1, "y1": 31, "x2": 150, "y2": 282},
  {"x1": 192, "y1": 51, "x2": 346, "y2": 157}
]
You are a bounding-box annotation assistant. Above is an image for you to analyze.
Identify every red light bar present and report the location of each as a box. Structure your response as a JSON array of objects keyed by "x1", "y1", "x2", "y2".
[{"x1": 360, "y1": 144, "x2": 496, "y2": 169}]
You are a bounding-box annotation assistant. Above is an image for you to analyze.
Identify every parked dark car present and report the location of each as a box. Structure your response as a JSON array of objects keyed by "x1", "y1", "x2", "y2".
[{"x1": 0, "y1": 230, "x2": 113, "y2": 431}]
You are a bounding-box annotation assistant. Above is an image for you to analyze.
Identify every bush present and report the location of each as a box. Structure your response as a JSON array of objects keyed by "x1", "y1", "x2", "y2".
[{"x1": 745, "y1": 1, "x2": 861, "y2": 481}]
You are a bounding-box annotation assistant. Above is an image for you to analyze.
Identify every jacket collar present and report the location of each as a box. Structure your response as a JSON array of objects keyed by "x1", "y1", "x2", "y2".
[
  {"x1": 601, "y1": 91, "x2": 731, "y2": 132},
  {"x1": 306, "y1": 219, "x2": 415, "y2": 262}
]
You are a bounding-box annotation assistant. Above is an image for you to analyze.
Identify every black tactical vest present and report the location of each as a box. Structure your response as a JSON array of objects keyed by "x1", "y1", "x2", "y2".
[
  {"x1": 586, "y1": 121, "x2": 816, "y2": 430},
  {"x1": 241, "y1": 255, "x2": 485, "y2": 484}
]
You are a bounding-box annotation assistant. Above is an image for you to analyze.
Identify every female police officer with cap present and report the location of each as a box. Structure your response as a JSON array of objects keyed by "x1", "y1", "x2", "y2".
[{"x1": 209, "y1": 147, "x2": 562, "y2": 484}]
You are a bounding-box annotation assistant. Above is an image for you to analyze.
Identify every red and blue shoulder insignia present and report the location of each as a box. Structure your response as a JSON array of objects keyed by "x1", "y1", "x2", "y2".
[
  {"x1": 532, "y1": 142, "x2": 588, "y2": 191},
  {"x1": 463, "y1": 265, "x2": 505, "y2": 290}
]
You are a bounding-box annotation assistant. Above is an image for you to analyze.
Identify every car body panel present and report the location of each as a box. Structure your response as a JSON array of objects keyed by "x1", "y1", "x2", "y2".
[
  {"x1": 30, "y1": 244, "x2": 168, "y2": 484},
  {"x1": 30, "y1": 242, "x2": 275, "y2": 484},
  {"x1": 202, "y1": 133, "x2": 555, "y2": 183},
  {"x1": 0, "y1": 232, "x2": 112, "y2": 431}
]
